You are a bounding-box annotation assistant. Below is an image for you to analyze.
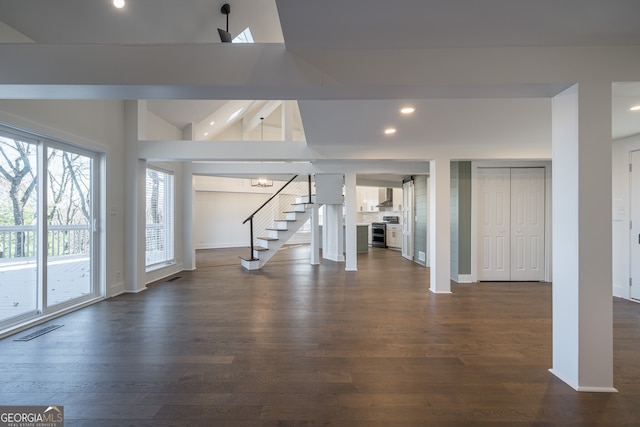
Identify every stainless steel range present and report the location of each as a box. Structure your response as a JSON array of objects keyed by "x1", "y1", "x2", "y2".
[{"x1": 371, "y1": 216, "x2": 399, "y2": 248}]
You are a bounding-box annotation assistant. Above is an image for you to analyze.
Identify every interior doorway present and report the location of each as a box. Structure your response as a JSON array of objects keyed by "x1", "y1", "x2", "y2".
[{"x1": 476, "y1": 167, "x2": 546, "y2": 281}]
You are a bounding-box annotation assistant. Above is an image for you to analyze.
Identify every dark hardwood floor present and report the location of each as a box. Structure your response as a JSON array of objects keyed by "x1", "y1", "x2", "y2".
[{"x1": 1, "y1": 246, "x2": 639, "y2": 426}]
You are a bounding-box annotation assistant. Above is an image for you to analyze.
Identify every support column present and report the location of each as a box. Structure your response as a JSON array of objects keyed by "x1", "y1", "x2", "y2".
[
  {"x1": 429, "y1": 158, "x2": 451, "y2": 293},
  {"x1": 550, "y1": 83, "x2": 615, "y2": 392},
  {"x1": 281, "y1": 100, "x2": 294, "y2": 141},
  {"x1": 182, "y1": 162, "x2": 196, "y2": 271},
  {"x1": 123, "y1": 100, "x2": 147, "y2": 293},
  {"x1": 344, "y1": 172, "x2": 357, "y2": 271},
  {"x1": 310, "y1": 202, "x2": 320, "y2": 265},
  {"x1": 323, "y1": 204, "x2": 345, "y2": 262}
]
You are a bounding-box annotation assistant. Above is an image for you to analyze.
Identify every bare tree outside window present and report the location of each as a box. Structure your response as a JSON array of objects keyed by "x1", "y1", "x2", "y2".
[{"x1": 0, "y1": 136, "x2": 38, "y2": 258}]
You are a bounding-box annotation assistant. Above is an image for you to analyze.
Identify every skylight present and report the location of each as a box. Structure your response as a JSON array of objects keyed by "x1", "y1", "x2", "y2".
[{"x1": 233, "y1": 27, "x2": 254, "y2": 43}]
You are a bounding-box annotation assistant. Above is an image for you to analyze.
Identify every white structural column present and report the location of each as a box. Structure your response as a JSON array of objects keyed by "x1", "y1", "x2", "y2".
[
  {"x1": 429, "y1": 158, "x2": 452, "y2": 293},
  {"x1": 123, "y1": 100, "x2": 147, "y2": 293},
  {"x1": 310, "y1": 202, "x2": 320, "y2": 265},
  {"x1": 551, "y1": 83, "x2": 616, "y2": 392},
  {"x1": 281, "y1": 100, "x2": 294, "y2": 141},
  {"x1": 344, "y1": 172, "x2": 357, "y2": 271},
  {"x1": 181, "y1": 162, "x2": 196, "y2": 271},
  {"x1": 323, "y1": 204, "x2": 345, "y2": 262}
]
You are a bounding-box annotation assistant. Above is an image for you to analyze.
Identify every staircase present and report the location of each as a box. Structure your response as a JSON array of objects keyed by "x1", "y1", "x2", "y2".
[{"x1": 241, "y1": 175, "x2": 315, "y2": 270}]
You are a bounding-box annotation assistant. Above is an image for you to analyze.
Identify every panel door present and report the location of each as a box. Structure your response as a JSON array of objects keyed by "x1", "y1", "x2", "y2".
[
  {"x1": 510, "y1": 168, "x2": 545, "y2": 281},
  {"x1": 631, "y1": 151, "x2": 640, "y2": 300},
  {"x1": 477, "y1": 168, "x2": 511, "y2": 280}
]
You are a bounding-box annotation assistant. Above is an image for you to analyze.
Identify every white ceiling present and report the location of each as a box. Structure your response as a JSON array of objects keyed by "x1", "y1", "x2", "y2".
[{"x1": 0, "y1": 0, "x2": 639, "y2": 151}]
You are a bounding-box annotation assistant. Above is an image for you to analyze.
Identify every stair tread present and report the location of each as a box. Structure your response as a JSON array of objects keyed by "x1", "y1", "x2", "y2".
[
  {"x1": 266, "y1": 228, "x2": 288, "y2": 231},
  {"x1": 253, "y1": 247, "x2": 268, "y2": 251},
  {"x1": 276, "y1": 219, "x2": 297, "y2": 222},
  {"x1": 239, "y1": 256, "x2": 259, "y2": 261},
  {"x1": 257, "y1": 236, "x2": 279, "y2": 241}
]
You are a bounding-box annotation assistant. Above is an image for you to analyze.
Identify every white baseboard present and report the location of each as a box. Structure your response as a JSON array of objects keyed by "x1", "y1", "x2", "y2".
[
  {"x1": 456, "y1": 274, "x2": 474, "y2": 283},
  {"x1": 548, "y1": 369, "x2": 618, "y2": 393},
  {"x1": 109, "y1": 281, "x2": 125, "y2": 298}
]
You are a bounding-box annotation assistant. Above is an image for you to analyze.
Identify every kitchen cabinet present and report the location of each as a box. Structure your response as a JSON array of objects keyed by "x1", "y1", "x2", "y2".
[
  {"x1": 386, "y1": 224, "x2": 402, "y2": 249},
  {"x1": 356, "y1": 186, "x2": 379, "y2": 212}
]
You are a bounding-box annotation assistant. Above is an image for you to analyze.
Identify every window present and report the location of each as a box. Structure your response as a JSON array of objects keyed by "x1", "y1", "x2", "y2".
[
  {"x1": 0, "y1": 125, "x2": 100, "y2": 331},
  {"x1": 145, "y1": 167, "x2": 174, "y2": 267}
]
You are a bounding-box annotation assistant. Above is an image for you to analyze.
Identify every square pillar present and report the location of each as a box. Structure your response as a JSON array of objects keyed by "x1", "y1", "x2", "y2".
[
  {"x1": 550, "y1": 83, "x2": 616, "y2": 392},
  {"x1": 344, "y1": 172, "x2": 357, "y2": 271},
  {"x1": 429, "y1": 158, "x2": 452, "y2": 293}
]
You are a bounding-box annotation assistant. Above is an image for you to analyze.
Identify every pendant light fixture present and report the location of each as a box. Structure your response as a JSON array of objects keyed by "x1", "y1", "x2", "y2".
[{"x1": 218, "y1": 4, "x2": 232, "y2": 42}]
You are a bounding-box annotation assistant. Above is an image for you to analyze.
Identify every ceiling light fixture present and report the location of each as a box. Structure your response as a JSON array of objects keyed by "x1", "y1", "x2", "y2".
[
  {"x1": 400, "y1": 107, "x2": 415, "y2": 114},
  {"x1": 113, "y1": 0, "x2": 125, "y2": 8},
  {"x1": 218, "y1": 4, "x2": 232, "y2": 42},
  {"x1": 630, "y1": 105, "x2": 640, "y2": 111},
  {"x1": 384, "y1": 128, "x2": 397, "y2": 135},
  {"x1": 209, "y1": 121, "x2": 215, "y2": 126},
  {"x1": 251, "y1": 178, "x2": 273, "y2": 188}
]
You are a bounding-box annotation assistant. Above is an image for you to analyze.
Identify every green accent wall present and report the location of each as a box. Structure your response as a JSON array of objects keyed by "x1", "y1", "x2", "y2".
[{"x1": 450, "y1": 161, "x2": 472, "y2": 279}]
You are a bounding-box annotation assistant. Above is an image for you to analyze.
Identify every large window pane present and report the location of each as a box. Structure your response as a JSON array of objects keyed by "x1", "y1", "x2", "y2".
[
  {"x1": 145, "y1": 168, "x2": 174, "y2": 267},
  {"x1": 46, "y1": 147, "x2": 93, "y2": 306},
  {"x1": 0, "y1": 135, "x2": 39, "y2": 323}
]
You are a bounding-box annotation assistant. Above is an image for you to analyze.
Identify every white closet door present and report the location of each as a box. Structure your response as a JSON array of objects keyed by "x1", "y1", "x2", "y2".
[
  {"x1": 631, "y1": 151, "x2": 640, "y2": 300},
  {"x1": 478, "y1": 168, "x2": 511, "y2": 280},
  {"x1": 510, "y1": 168, "x2": 545, "y2": 281}
]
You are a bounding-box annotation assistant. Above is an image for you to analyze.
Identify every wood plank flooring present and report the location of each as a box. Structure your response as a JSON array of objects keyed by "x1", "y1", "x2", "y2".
[{"x1": 1, "y1": 247, "x2": 639, "y2": 426}]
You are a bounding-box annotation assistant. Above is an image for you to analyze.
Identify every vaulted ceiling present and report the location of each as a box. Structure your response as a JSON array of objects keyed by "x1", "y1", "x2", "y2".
[{"x1": 0, "y1": 0, "x2": 639, "y2": 149}]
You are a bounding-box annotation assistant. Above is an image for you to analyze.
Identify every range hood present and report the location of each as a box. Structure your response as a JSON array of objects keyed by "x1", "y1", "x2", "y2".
[{"x1": 376, "y1": 188, "x2": 393, "y2": 208}]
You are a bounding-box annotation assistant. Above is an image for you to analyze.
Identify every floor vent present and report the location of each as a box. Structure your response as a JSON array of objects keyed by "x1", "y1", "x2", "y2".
[{"x1": 14, "y1": 324, "x2": 64, "y2": 341}]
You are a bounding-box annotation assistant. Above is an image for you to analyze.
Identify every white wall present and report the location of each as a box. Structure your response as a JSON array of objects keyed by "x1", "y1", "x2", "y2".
[
  {"x1": 0, "y1": 99, "x2": 126, "y2": 297},
  {"x1": 612, "y1": 134, "x2": 640, "y2": 299},
  {"x1": 146, "y1": 110, "x2": 182, "y2": 141},
  {"x1": 194, "y1": 190, "x2": 270, "y2": 248}
]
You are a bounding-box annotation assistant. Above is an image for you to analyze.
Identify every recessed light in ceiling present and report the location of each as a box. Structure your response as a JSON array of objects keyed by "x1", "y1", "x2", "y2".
[
  {"x1": 400, "y1": 107, "x2": 415, "y2": 114},
  {"x1": 384, "y1": 128, "x2": 397, "y2": 135},
  {"x1": 113, "y1": 0, "x2": 125, "y2": 9},
  {"x1": 204, "y1": 132, "x2": 209, "y2": 136},
  {"x1": 630, "y1": 105, "x2": 640, "y2": 111},
  {"x1": 209, "y1": 121, "x2": 215, "y2": 126}
]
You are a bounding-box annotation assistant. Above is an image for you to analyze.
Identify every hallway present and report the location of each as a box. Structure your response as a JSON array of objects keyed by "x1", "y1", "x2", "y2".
[{"x1": 0, "y1": 248, "x2": 638, "y2": 426}]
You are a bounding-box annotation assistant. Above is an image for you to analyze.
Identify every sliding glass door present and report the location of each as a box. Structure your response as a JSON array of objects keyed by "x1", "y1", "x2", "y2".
[
  {"x1": 0, "y1": 132, "x2": 39, "y2": 324},
  {"x1": 0, "y1": 126, "x2": 100, "y2": 330},
  {"x1": 46, "y1": 145, "x2": 95, "y2": 308}
]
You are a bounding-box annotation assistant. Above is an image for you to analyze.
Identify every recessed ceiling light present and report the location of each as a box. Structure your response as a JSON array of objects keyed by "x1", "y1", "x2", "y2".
[
  {"x1": 384, "y1": 128, "x2": 397, "y2": 135},
  {"x1": 400, "y1": 107, "x2": 415, "y2": 114},
  {"x1": 113, "y1": 0, "x2": 125, "y2": 9},
  {"x1": 209, "y1": 121, "x2": 215, "y2": 126},
  {"x1": 630, "y1": 105, "x2": 640, "y2": 111},
  {"x1": 203, "y1": 132, "x2": 209, "y2": 136}
]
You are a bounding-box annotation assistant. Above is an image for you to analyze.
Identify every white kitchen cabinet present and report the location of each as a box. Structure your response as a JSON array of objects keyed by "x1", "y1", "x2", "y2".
[
  {"x1": 386, "y1": 224, "x2": 402, "y2": 249},
  {"x1": 356, "y1": 186, "x2": 379, "y2": 212}
]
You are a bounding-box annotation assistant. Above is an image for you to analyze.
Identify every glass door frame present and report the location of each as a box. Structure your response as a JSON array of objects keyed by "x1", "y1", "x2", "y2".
[{"x1": 41, "y1": 139, "x2": 101, "y2": 314}]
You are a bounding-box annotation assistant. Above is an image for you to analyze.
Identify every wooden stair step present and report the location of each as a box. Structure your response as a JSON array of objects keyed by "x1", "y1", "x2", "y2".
[
  {"x1": 253, "y1": 247, "x2": 268, "y2": 252},
  {"x1": 266, "y1": 228, "x2": 288, "y2": 232},
  {"x1": 257, "y1": 236, "x2": 278, "y2": 241}
]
